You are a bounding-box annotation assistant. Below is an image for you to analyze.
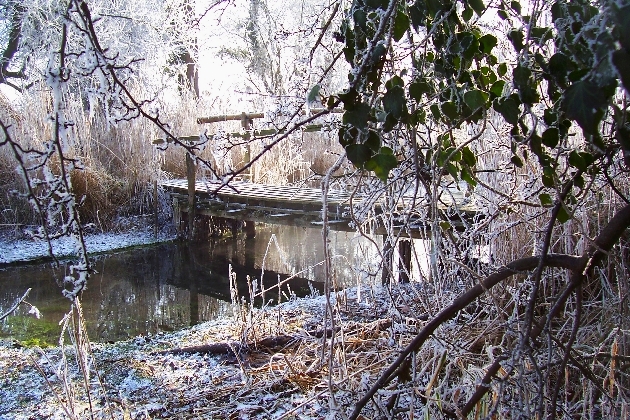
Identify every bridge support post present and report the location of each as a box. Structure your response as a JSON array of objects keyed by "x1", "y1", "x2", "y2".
[
  {"x1": 173, "y1": 197, "x2": 182, "y2": 237},
  {"x1": 398, "y1": 239, "x2": 412, "y2": 283},
  {"x1": 245, "y1": 220, "x2": 256, "y2": 239},
  {"x1": 381, "y1": 238, "x2": 393, "y2": 285},
  {"x1": 230, "y1": 219, "x2": 239, "y2": 238}
]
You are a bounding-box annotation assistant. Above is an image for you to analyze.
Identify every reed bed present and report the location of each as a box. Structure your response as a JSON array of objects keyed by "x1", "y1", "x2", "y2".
[{"x1": 0, "y1": 85, "x2": 344, "y2": 236}]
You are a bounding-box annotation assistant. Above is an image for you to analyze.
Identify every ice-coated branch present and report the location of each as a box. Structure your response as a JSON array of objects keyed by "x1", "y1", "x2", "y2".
[
  {"x1": 351, "y1": 202, "x2": 630, "y2": 419},
  {"x1": 0, "y1": 288, "x2": 32, "y2": 322}
]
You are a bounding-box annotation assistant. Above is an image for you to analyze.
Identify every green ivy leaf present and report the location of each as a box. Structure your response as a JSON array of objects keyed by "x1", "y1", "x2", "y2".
[
  {"x1": 409, "y1": 3, "x2": 427, "y2": 31},
  {"x1": 490, "y1": 80, "x2": 505, "y2": 97},
  {"x1": 548, "y1": 53, "x2": 574, "y2": 82},
  {"x1": 562, "y1": 80, "x2": 609, "y2": 135},
  {"x1": 346, "y1": 143, "x2": 373, "y2": 168},
  {"x1": 513, "y1": 65, "x2": 531, "y2": 87},
  {"x1": 416, "y1": 109, "x2": 428, "y2": 125},
  {"x1": 366, "y1": 130, "x2": 381, "y2": 151},
  {"x1": 511, "y1": 155, "x2": 523, "y2": 167},
  {"x1": 542, "y1": 127, "x2": 559, "y2": 148},
  {"x1": 307, "y1": 84, "x2": 321, "y2": 105},
  {"x1": 510, "y1": 1, "x2": 521, "y2": 14},
  {"x1": 461, "y1": 167, "x2": 477, "y2": 187},
  {"x1": 353, "y1": 9, "x2": 367, "y2": 31},
  {"x1": 575, "y1": 174, "x2": 585, "y2": 189},
  {"x1": 568, "y1": 69, "x2": 589, "y2": 82},
  {"x1": 498, "y1": 62, "x2": 508, "y2": 77},
  {"x1": 543, "y1": 108, "x2": 557, "y2": 126},
  {"x1": 462, "y1": 6, "x2": 473, "y2": 22},
  {"x1": 365, "y1": 151, "x2": 398, "y2": 181},
  {"x1": 446, "y1": 162, "x2": 459, "y2": 179},
  {"x1": 462, "y1": 146, "x2": 476, "y2": 166},
  {"x1": 568, "y1": 150, "x2": 593, "y2": 171},
  {"x1": 613, "y1": 4, "x2": 630, "y2": 52},
  {"x1": 531, "y1": 27, "x2": 552, "y2": 44},
  {"x1": 383, "y1": 85, "x2": 406, "y2": 119},
  {"x1": 327, "y1": 95, "x2": 337, "y2": 109},
  {"x1": 468, "y1": 0, "x2": 485, "y2": 16},
  {"x1": 380, "y1": 146, "x2": 394, "y2": 155},
  {"x1": 393, "y1": 9, "x2": 410, "y2": 42},
  {"x1": 478, "y1": 34, "x2": 497, "y2": 54},
  {"x1": 338, "y1": 88, "x2": 358, "y2": 109},
  {"x1": 508, "y1": 29, "x2": 524, "y2": 52},
  {"x1": 462, "y1": 34, "x2": 479, "y2": 61},
  {"x1": 612, "y1": 49, "x2": 630, "y2": 95},
  {"x1": 430, "y1": 104, "x2": 441, "y2": 120},
  {"x1": 388, "y1": 75, "x2": 405, "y2": 89},
  {"x1": 557, "y1": 206, "x2": 570, "y2": 223},
  {"x1": 427, "y1": 0, "x2": 449, "y2": 17},
  {"x1": 539, "y1": 193, "x2": 553, "y2": 207},
  {"x1": 409, "y1": 81, "x2": 431, "y2": 101},
  {"x1": 441, "y1": 102, "x2": 459, "y2": 121},
  {"x1": 343, "y1": 102, "x2": 371, "y2": 130},
  {"x1": 382, "y1": 113, "x2": 398, "y2": 132},
  {"x1": 493, "y1": 97, "x2": 520, "y2": 125},
  {"x1": 464, "y1": 90, "x2": 488, "y2": 111}
]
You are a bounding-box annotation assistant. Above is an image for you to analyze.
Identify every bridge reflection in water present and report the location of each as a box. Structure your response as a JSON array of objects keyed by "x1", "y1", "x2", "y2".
[{"x1": 0, "y1": 224, "x2": 378, "y2": 343}]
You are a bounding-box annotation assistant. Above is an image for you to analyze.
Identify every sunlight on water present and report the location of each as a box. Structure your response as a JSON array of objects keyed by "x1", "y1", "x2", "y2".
[{"x1": 0, "y1": 224, "x2": 379, "y2": 343}]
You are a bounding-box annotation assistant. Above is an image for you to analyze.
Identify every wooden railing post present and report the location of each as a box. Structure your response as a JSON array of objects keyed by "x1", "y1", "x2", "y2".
[{"x1": 241, "y1": 112, "x2": 252, "y2": 181}]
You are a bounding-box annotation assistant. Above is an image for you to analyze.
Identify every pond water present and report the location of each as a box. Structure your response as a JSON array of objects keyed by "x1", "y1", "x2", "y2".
[{"x1": 0, "y1": 225, "x2": 380, "y2": 345}]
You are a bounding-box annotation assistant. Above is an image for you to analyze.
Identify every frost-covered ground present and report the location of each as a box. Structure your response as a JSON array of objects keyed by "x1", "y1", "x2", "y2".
[
  {"x1": 0, "y1": 287, "x2": 376, "y2": 419},
  {"x1": 0, "y1": 282, "x2": 438, "y2": 419},
  {"x1": 0, "y1": 226, "x2": 447, "y2": 419},
  {"x1": 0, "y1": 227, "x2": 174, "y2": 265}
]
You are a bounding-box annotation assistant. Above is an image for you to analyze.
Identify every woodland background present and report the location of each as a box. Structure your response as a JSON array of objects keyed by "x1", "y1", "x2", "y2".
[{"x1": 1, "y1": 0, "x2": 630, "y2": 418}]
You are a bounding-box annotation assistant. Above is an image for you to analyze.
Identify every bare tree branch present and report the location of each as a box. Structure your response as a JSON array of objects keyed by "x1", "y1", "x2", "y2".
[
  {"x1": 0, "y1": 288, "x2": 31, "y2": 322},
  {"x1": 351, "y1": 202, "x2": 630, "y2": 420}
]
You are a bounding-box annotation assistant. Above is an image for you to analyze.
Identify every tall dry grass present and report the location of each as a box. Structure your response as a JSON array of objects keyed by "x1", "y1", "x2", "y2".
[
  {"x1": 0, "y1": 83, "x2": 344, "y2": 234},
  {"x1": 366, "y1": 114, "x2": 630, "y2": 417}
]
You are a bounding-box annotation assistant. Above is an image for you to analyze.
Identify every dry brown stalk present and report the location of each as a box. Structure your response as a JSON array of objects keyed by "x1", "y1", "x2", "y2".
[{"x1": 351, "y1": 203, "x2": 630, "y2": 419}]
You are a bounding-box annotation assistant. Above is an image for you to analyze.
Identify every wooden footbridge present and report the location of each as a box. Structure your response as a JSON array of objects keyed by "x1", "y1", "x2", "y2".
[
  {"x1": 160, "y1": 111, "x2": 481, "y2": 283},
  {"x1": 162, "y1": 179, "x2": 356, "y2": 232},
  {"x1": 161, "y1": 177, "x2": 478, "y2": 239}
]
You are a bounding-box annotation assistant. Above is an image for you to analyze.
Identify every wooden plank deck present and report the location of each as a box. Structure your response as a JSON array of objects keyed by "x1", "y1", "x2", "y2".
[{"x1": 161, "y1": 179, "x2": 480, "y2": 235}]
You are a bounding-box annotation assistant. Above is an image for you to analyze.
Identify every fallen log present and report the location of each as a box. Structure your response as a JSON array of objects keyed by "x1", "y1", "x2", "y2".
[{"x1": 155, "y1": 335, "x2": 297, "y2": 357}]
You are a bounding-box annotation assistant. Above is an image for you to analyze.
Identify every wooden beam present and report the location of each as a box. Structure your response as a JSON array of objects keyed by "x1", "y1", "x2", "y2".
[
  {"x1": 196, "y1": 108, "x2": 343, "y2": 124},
  {"x1": 153, "y1": 124, "x2": 328, "y2": 145},
  {"x1": 197, "y1": 113, "x2": 265, "y2": 124}
]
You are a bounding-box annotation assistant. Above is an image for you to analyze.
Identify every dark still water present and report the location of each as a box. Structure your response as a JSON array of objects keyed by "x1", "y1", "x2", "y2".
[{"x1": 0, "y1": 225, "x2": 378, "y2": 345}]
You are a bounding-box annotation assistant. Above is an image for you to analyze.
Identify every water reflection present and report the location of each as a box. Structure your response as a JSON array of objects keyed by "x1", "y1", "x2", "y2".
[{"x1": 0, "y1": 225, "x2": 378, "y2": 344}]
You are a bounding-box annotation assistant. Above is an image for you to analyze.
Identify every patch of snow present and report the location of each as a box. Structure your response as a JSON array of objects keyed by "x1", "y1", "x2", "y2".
[
  {"x1": 120, "y1": 370, "x2": 152, "y2": 393},
  {"x1": 0, "y1": 229, "x2": 174, "y2": 265}
]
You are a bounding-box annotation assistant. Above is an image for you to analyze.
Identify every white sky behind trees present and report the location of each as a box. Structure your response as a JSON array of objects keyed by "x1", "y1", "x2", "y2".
[{"x1": 1, "y1": 0, "x2": 348, "y2": 118}]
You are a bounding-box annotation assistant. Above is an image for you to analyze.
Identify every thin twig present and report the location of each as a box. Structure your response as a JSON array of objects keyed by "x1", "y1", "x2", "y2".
[{"x1": 0, "y1": 288, "x2": 32, "y2": 322}]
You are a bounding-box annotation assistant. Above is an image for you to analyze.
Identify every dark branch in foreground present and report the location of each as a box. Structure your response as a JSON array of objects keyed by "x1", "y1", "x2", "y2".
[
  {"x1": 156, "y1": 335, "x2": 297, "y2": 358},
  {"x1": 350, "y1": 203, "x2": 630, "y2": 419}
]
